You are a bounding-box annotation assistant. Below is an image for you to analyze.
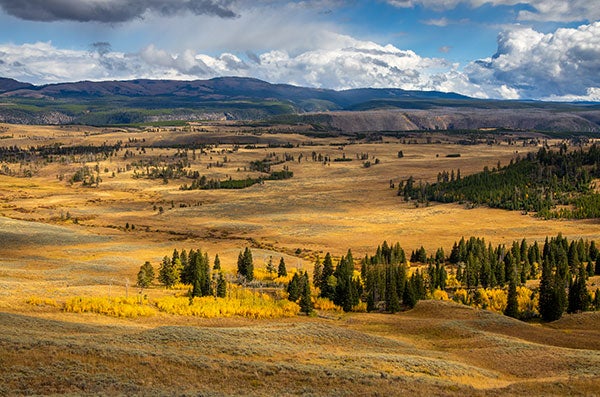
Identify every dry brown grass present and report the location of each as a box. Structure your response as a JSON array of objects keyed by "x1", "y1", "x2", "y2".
[
  {"x1": 2, "y1": 123, "x2": 600, "y2": 395},
  {"x1": 1, "y1": 301, "x2": 600, "y2": 396}
]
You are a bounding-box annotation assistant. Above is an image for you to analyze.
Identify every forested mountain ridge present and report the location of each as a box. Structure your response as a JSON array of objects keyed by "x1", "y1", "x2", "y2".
[{"x1": 1, "y1": 76, "x2": 600, "y2": 130}]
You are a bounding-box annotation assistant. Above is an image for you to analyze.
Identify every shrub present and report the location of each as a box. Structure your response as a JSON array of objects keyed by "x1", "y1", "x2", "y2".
[
  {"x1": 63, "y1": 296, "x2": 156, "y2": 318},
  {"x1": 313, "y1": 297, "x2": 342, "y2": 311},
  {"x1": 453, "y1": 288, "x2": 469, "y2": 305},
  {"x1": 154, "y1": 286, "x2": 300, "y2": 319},
  {"x1": 431, "y1": 289, "x2": 450, "y2": 301}
]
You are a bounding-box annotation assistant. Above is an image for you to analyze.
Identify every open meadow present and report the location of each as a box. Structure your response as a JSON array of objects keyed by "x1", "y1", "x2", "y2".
[{"x1": 1, "y1": 122, "x2": 600, "y2": 395}]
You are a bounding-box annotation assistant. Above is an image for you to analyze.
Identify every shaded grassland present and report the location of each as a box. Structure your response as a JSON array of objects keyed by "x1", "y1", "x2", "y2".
[{"x1": 2, "y1": 300, "x2": 600, "y2": 396}]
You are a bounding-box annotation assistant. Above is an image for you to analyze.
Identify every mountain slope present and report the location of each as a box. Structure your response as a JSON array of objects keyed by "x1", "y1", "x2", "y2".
[{"x1": 0, "y1": 77, "x2": 34, "y2": 93}]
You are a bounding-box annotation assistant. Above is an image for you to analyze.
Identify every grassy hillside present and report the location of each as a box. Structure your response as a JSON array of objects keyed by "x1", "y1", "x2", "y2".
[{"x1": 2, "y1": 301, "x2": 599, "y2": 396}]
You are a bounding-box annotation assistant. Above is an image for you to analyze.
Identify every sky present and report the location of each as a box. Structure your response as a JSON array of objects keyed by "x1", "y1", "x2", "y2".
[{"x1": 0, "y1": 0, "x2": 599, "y2": 101}]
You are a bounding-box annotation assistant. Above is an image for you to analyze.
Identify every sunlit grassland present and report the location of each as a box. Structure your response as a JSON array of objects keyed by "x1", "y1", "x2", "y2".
[{"x1": 2, "y1": 123, "x2": 600, "y2": 395}]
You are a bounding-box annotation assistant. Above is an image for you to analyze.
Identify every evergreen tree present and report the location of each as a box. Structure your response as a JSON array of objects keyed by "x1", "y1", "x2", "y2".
[
  {"x1": 589, "y1": 241, "x2": 598, "y2": 261},
  {"x1": 504, "y1": 270, "x2": 519, "y2": 318},
  {"x1": 278, "y1": 257, "x2": 287, "y2": 277},
  {"x1": 200, "y1": 252, "x2": 212, "y2": 296},
  {"x1": 299, "y1": 271, "x2": 313, "y2": 315},
  {"x1": 411, "y1": 270, "x2": 427, "y2": 300},
  {"x1": 386, "y1": 265, "x2": 401, "y2": 313},
  {"x1": 266, "y1": 256, "x2": 276, "y2": 276},
  {"x1": 213, "y1": 254, "x2": 221, "y2": 271},
  {"x1": 595, "y1": 257, "x2": 600, "y2": 276},
  {"x1": 216, "y1": 272, "x2": 227, "y2": 298},
  {"x1": 593, "y1": 288, "x2": 600, "y2": 311},
  {"x1": 185, "y1": 250, "x2": 212, "y2": 297},
  {"x1": 137, "y1": 261, "x2": 155, "y2": 289},
  {"x1": 539, "y1": 256, "x2": 564, "y2": 322},
  {"x1": 403, "y1": 279, "x2": 417, "y2": 309},
  {"x1": 172, "y1": 249, "x2": 180, "y2": 267},
  {"x1": 173, "y1": 258, "x2": 183, "y2": 285},
  {"x1": 191, "y1": 277, "x2": 202, "y2": 299},
  {"x1": 312, "y1": 256, "x2": 322, "y2": 288},
  {"x1": 181, "y1": 249, "x2": 195, "y2": 284},
  {"x1": 287, "y1": 273, "x2": 301, "y2": 302},
  {"x1": 320, "y1": 252, "x2": 335, "y2": 300},
  {"x1": 334, "y1": 251, "x2": 358, "y2": 312},
  {"x1": 180, "y1": 249, "x2": 188, "y2": 273},
  {"x1": 158, "y1": 256, "x2": 179, "y2": 288},
  {"x1": 243, "y1": 247, "x2": 254, "y2": 281},
  {"x1": 237, "y1": 247, "x2": 254, "y2": 281},
  {"x1": 237, "y1": 251, "x2": 245, "y2": 278},
  {"x1": 568, "y1": 265, "x2": 590, "y2": 313}
]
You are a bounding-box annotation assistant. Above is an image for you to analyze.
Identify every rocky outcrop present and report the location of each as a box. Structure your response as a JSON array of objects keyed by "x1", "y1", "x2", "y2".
[{"x1": 324, "y1": 109, "x2": 600, "y2": 133}]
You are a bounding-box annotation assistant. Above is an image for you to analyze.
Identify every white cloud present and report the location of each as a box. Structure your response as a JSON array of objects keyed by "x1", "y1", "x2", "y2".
[
  {"x1": 465, "y1": 22, "x2": 600, "y2": 100},
  {"x1": 1, "y1": 22, "x2": 599, "y2": 102},
  {"x1": 387, "y1": 0, "x2": 600, "y2": 22},
  {"x1": 546, "y1": 88, "x2": 600, "y2": 102},
  {"x1": 422, "y1": 17, "x2": 449, "y2": 27}
]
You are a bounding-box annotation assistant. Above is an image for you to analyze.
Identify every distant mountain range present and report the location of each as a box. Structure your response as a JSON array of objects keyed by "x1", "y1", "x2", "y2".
[{"x1": 1, "y1": 76, "x2": 599, "y2": 133}]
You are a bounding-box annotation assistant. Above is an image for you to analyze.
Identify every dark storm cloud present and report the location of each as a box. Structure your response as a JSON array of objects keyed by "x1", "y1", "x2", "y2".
[{"x1": 0, "y1": 0, "x2": 237, "y2": 22}]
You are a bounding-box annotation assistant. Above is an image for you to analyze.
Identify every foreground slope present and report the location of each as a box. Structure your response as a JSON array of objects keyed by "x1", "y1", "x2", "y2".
[{"x1": 1, "y1": 301, "x2": 599, "y2": 396}]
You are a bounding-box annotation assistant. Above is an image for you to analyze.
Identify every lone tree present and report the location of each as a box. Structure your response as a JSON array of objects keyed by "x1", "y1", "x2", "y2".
[
  {"x1": 278, "y1": 257, "x2": 287, "y2": 277},
  {"x1": 137, "y1": 261, "x2": 155, "y2": 289},
  {"x1": 266, "y1": 256, "x2": 276, "y2": 276}
]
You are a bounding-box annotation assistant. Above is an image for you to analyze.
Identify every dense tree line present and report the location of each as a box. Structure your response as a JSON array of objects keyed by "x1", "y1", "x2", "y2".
[
  {"x1": 180, "y1": 169, "x2": 293, "y2": 190},
  {"x1": 400, "y1": 144, "x2": 600, "y2": 218},
  {"x1": 307, "y1": 244, "x2": 426, "y2": 313},
  {"x1": 448, "y1": 233, "x2": 599, "y2": 321},
  {"x1": 0, "y1": 143, "x2": 122, "y2": 163},
  {"x1": 140, "y1": 235, "x2": 600, "y2": 321},
  {"x1": 360, "y1": 242, "x2": 426, "y2": 313}
]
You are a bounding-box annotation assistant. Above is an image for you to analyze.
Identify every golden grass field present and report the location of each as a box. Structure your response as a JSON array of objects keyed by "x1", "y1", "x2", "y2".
[{"x1": 1, "y1": 122, "x2": 600, "y2": 395}]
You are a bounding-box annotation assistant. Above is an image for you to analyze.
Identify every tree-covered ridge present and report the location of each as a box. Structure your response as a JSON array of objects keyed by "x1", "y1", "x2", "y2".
[{"x1": 400, "y1": 143, "x2": 600, "y2": 218}]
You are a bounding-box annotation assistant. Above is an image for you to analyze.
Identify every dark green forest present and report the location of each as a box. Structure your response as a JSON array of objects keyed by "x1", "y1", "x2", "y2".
[{"x1": 400, "y1": 144, "x2": 600, "y2": 219}]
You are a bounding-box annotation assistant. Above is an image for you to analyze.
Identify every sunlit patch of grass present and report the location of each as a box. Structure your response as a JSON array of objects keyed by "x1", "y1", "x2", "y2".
[{"x1": 25, "y1": 296, "x2": 59, "y2": 307}]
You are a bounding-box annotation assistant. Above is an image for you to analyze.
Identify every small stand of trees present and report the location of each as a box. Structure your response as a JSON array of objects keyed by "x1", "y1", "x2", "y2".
[{"x1": 136, "y1": 248, "x2": 227, "y2": 299}]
